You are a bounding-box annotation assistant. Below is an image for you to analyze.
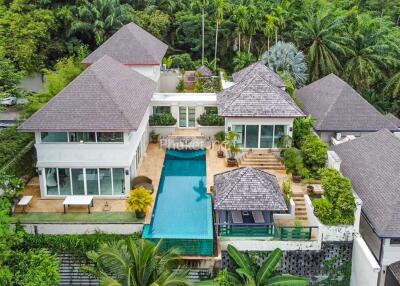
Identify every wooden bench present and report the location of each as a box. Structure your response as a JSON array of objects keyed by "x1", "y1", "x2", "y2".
[{"x1": 17, "y1": 196, "x2": 33, "y2": 213}]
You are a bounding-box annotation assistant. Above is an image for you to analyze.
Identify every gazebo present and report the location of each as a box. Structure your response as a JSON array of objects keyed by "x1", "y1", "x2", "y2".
[
  {"x1": 213, "y1": 167, "x2": 288, "y2": 237},
  {"x1": 196, "y1": 65, "x2": 213, "y2": 77}
]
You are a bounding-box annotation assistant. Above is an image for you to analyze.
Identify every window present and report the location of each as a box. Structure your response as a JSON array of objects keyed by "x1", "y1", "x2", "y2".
[
  {"x1": 179, "y1": 107, "x2": 186, "y2": 127},
  {"x1": 391, "y1": 239, "x2": 400, "y2": 245},
  {"x1": 112, "y1": 168, "x2": 125, "y2": 195},
  {"x1": 273, "y1": 125, "x2": 285, "y2": 147},
  {"x1": 41, "y1": 132, "x2": 68, "y2": 142},
  {"x1": 45, "y1": 168, "x2": 58, "y2": 195},
  {"x1": 58, "y1": 168, "x2": 71, "y2": 195},
  {"x1": 233, "y1": 125, "x2": 244, "y2": 147},
  {"x1": 97, "y1": 132, "x2": 124, "y2": 143},
  {"x1": 71, "y1": 169, "x2": 85, "y2": 195},
  {"x1": 153, "y1": 106, "x2": 171, "y2": 115},
  {"x1": 86, "y1": 168, "x2": 99, "y2": 195},
  {"x1": 69, "y1": 132, "x2": 96, "y2": 143},
  {"x1": 260, "y1": 126, "x2": 274, "y2": 148},
  {"x1": 99, "y1": 168, "x2": 112, "y2": 195},
  {"x1": 245, "y1": 125, "x2": 259, "y2": 148}
]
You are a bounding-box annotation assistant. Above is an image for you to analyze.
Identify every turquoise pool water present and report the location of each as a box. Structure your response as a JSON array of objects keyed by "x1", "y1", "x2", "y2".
[{"x1": 143, "y1": 150, "x2": 213, "y2": 256}]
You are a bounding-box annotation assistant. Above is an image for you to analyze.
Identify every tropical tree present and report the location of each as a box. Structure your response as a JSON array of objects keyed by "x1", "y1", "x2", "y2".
[
  {"x1": 232, "y1": 4, "x2": 249, "y2": 53},
  {"x1": 384, "y1": 71, "x2": 400, "y2": 98},
  {"x1": 84, "y1": 238, "x2": 190, "y2": 286},
  {"x1": 263, "y1": 15, "x2": 278, "y2": 51},
  {"x1": 0, "y1": 47, "x2": 23, "y2": 98},
  {"x1": 191, "y1": 0, "x2": 210, "y2": 64},
  {"x1": 72, "y1": 0, "x2": 135, "y2": 46},
  {"x1": 211, "y1": 245, "x2": 309, "y2": 285},
  {"x1": 246, "y1": 3, "x2": 262, "y2": 52},
  {"x1": 295, "y1": 11, "x2": 351, "y2": 81},
  {"x1": 262, "y1": 41, "x2": 308, "y2": 86},
  {"x1": 213, "y1": 0, "x2": 231, "y2": 70},
  {"x1": 233, "y1": 51, "x2": 256, "y2": 71}
]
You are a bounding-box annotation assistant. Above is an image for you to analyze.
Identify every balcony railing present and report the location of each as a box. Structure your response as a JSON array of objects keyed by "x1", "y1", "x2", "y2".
[{"x1": 215, "y1": 223, "x2": 318, "y2": 241}]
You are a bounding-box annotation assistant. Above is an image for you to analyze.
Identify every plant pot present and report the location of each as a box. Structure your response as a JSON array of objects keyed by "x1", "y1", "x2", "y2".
[
  {"x1": 306, "y1": 185, "x2": 314, "y2": 194},
  {"x1": 292, "y1": 174, "x2": 302, "y2": 183},
  {"x1": 151, "y1": 138, "x2": 159, "y2": 144},
  {"x1": 227, "y1": 158, "x2": 237, "y2": 167},
  {"x1": 135, "y1": 211, "x2": 146, "y2": 219},
  {"x1": 217, "y1": 150, "x2": 224, "y2": 158}
]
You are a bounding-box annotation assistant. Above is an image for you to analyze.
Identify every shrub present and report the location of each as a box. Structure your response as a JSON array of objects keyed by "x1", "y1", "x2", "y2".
[
  {"x1": 177, "y1": 79, "x2": 185, "y2": 92},
  {"x1": 313, "y1": 198, "x2": 334, "y2": 225},
  {"x1": 214, "y1": 131, "x2": 225, "y2": 143},
  {"x1": 0, "y1": 174, "x2": 24, "y2": 201},
  {"x1": 281, "y1": 180, "x2": 293, "y2": 204},
  {"x1": 320, "y1": 168, "x2": 352, "y2": 202},
  {"x1": 149, "y1": 113, "x2": 177, "y2": 126},
  {"x1": 194, "y1": 80, "x2": 204, "y2": 92},
  {"x1": 293, "y1": 116, "x2": 315, "y2": 148},
  {"x1": 126, "y1": 187, "x2": 153, "y2": 214},
  {"x1": 197, "y1": 112, "x2": 225, "y2": 126},
  {"x1": 283, "y1": 147, "x2": 304, "y2": 175},
  {"x1": 300, "y1": 134, "x2": 328, "y2": 177},
  {"x1": 171, "y1": 53, "x2": 195, "y2": 70}
]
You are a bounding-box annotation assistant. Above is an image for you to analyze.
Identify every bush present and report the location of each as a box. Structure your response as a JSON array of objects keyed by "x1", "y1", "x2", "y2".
[
  {"x1": 0, "y1": 127, "x2": 33, "y2": 169},
  {"x1": 149, "y1": 113, "x2": 177, "y2": 126},
  {"x1": 126, "y1": 187, "x2": 153, "y2": 214},
  {"x1": 281, "y1": 180, "x2": 293, "y2": 204},
  {"x1": 293, "y1": 116, "x2": 315, "y2": 148},
  {"x1": 171, "y1": 53, "x2": 195, "y2": 70},
  {"x1": 194, "y1": 80, "x2": 204, "y2": 92},
  {"x1": 283, "y1": 147, "x2": 304, "y2": 175},
  {"x1": 300, "y1": 134, "x2": 328, "y2": 177},
  {"x1": 313, "y1": 198, "x2": 334, "y2": 225},
  {"x1": 177, "y1": 79, "x2": 185, "y2": 92},
  {"x1": 0, "y1": 174, "x2": 24, "y2": 201},
  {"x1": 197, "y1": 111, "x2": 225, "y2": 126}
]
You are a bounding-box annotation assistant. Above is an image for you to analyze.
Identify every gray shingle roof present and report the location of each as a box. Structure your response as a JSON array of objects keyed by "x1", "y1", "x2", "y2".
[
  {"x1": 297, "y1": 74, "x2": 398, "y2": 132},
  {"x1": 389, "y1": 261, "x2": 400, "y2": 282},
  {"x1": 217, "y1": 74, "x2": 304, "y2": 117},
  {"x1": 196, "y1": 65, "x2": 213, "y2": 77},
  {"x1": 232, "y1": 61, "x2": 285, "y2": 88},
  {"x1": 82, "y1": 23, "x2": 168, "y2": 65},
  {"x1": 19, "y1": 55, "x2": 156, "y2": 132},
  {"x1": 214, "y1": 167, "x2": 288, "y2": 211},
  {"x1": 332, "y1": 129, "x2": 400, "y2": 237},
  {"x1": 385, "y1": 113, "x2": 400, "y2": 128}
]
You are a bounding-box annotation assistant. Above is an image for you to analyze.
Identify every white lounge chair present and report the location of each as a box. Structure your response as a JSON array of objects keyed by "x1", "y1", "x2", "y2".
[
  {"x1": 232, "y1": 211, "x2": 243, "y2": 224},
  {"x1": 252, "y1": 211, "x2": 265, "y2": 224},
  {"x1": 18, "y1": 196, "x2": 33, "y2": 213}
]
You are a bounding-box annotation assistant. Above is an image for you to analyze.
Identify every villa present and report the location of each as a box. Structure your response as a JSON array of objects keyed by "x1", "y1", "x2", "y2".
[{"x1": 15, "y1": 22, "x2": 398, "y2": 285}]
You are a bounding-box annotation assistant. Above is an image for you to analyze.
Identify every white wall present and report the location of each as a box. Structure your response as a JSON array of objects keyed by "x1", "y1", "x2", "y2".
[
  {"x1": 159, "y1": 70, "x2": 180, "y2": 92},
  {"x1": 381, "y1": 239, "x2": 400, "y2": 266},
  {"x1": 273, "y1": 199, "x2": 295, "y2": 221},
  {"x1": 220, "y1": 239, "x2": 321, "y2": 251},
  {"x1": 351, "y1": 235, "x2": 380, "y2": 286},
  {"x1": 129, "y1": 65, "x2": 161, "y2": 83}
]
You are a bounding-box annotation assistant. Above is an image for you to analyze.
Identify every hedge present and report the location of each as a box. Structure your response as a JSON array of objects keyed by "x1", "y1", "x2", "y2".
[{"x1": 149, "y1": 113, "x2": 177, "y2": 126}]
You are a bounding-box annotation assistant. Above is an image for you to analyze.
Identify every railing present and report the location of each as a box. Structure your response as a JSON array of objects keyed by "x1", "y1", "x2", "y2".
[{"x1": 215, "y1": 223, "x2": 318, "y2": 241}]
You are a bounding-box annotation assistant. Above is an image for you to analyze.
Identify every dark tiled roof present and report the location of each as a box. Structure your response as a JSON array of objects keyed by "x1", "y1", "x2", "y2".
[
  {"x1": 82, "y1": 23, "x2": 168, "y2": 65},
  {"x1": 389, "y1": 261, "x2": 400, "y2": 282},
  {"x1": 19, "y1": 56, "x2": 156, "y2": 132},
  {"x1": 196, "y1": 65, "x2": 213, "y2": 77},
  {"x1": 232, "y1": 62, "x2": 285, "y2": 88},
  {"x1": 385, "y1": 113, "x2": 400, "y2": 128},
  {"x1": 297, "y1": 74, "x2": 398, "y2": 132},
  {"x1": 217, "y1": 74, "x2": 304, "y2": 117},
  {"x1": 332, "y1": 129, "x2": 400, "y2": 237},
  {"x1": 214, "y1": 167, "x2": 288, "y2": 211}
]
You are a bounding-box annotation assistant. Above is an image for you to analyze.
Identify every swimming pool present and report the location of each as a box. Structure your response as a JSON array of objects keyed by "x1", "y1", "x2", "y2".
[{"x1": 143, "y1": 149, "x2": 214, "y2": 256}]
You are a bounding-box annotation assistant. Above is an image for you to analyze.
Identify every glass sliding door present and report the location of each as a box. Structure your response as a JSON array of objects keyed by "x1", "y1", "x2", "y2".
[
  {"x1": 99, "y1": 168, "x2": 112, "y2": 195},
  {"x1": 71, "y1": 168, "x2": 85, "y2": 195},
  {"x1": 58, "y1": 168, "x2": 72, "y2": 195},
  {"x1": 179, "y1": 107, "x2": 187, "y2": 127},
  {"x1": 273, "y1": 125, "x2": 285, "y2": 147},
  {"x1": 45, "y1": 168, "x2": 58, "y2": 195},
  {"x1": 179, "y1": 106, "x2": 196, "y2": 128},
  {"x1": 260, "y1": 125, "x2": 274, "y2": 148},
  {"x1": 113, "y1": 168, "x2": 125, "y2": 195},
  {"x1": 86, "y1": 168, "x2": 99, "y2": 195},
  {"x1": 245, "y1": 125, "x2": 259, "y2": 148},
  {"x1": 233, "y1": 125, "x2": 245, "y2": 147},
  {"x1": 188, "y1": 107, "x2": 196, "y2": 127}
]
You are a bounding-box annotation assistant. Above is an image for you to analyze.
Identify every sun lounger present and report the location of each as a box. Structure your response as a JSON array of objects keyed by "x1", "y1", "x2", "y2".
[
  {"x1": 18, "y1": 196, "x2": 33, "y2": 213},
  {"x1": 252, "y1": 211, "x2": 265, "y2": 224},
  {"x1": 232, "y1": 211, "x2": 243, "y2": 224}
]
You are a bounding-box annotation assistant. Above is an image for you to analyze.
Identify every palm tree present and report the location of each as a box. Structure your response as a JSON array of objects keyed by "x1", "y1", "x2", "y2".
[
  {"x1": 263, "y1": 15, "x2": 278, "y2": 51},
  {"x1": 191, "y1": 0, "x2": 210, "y2": 65},
  {"x1": 84, "y1": 238, "x2": 190, "y2": 286},
  {"x1": 210, "y1": 246, "x2": 309, "y2": 285},
  {"x1": 385, "y1": 71, "x2": 400, "y2": 98},
  {"x1": 233, "y1": 51, "x2": 256, "y2": 71},
  {"x1": 232, "y1": 4, "x2": 249, "y2": 53},
  {"x1": 213, "y1": 0, "x2": 231, "y2": 70},
  {"x1": 72, "y1": 0, "x2": 134, "y2": 46},
  {"x1": 247, "y1": 4, "x2": 262, "y2": 53},
  {"x1": 295, "y1": 11, "x2": 351, "y2": 81}
]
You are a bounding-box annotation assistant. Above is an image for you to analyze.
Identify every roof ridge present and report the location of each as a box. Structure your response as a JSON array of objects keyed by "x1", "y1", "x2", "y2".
[
  {"x1": 125, "y1": 23, "x2": 158, "y2": 63},
  {"x1": 214, "y1": 168, "x2": 248, "y2": 208}
]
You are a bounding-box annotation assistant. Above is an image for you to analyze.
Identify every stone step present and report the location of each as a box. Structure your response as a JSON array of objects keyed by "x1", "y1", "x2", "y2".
[
  {"x1": 242, "y1": 157, "x2": 281, "y2": 161},
  {"x1": 240, "y1": 163, "x2": 283, "y2": 168}
]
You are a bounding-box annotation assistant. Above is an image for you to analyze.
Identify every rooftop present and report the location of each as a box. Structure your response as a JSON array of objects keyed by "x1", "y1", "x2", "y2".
[
  {"x1": 82, "y1": 23, "x2": 168, "y2": 65},
  {"x1": 19, "y1": 55, "x2": 157, "y2": 132},
  {"x1": 196, "y1": 65, "x2": 213, "y2": 77},
  {"x1": 297, "y1": 74, "x2": 397, "y2": 132},
  {"x1": 217, "y1": 74, "x2": 304, "y2": 118},
  {"x1": 214, "y1": 167, "x2": 288, "y2": 211},
  {"x1": 232, "y1": 61, "x2": 285, "y2": 88},
  {"x1": 332, "y1": 129, "x2": 400, "y2": 237}
]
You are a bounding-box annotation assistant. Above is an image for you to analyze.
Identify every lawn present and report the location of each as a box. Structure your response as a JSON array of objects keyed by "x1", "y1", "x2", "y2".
[{"x1": 11, "y1": 212, "x2": 144, "y2": 223}]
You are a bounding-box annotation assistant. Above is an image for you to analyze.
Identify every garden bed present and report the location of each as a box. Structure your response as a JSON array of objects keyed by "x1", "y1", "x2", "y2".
[{"x1": 12, "y1": 212, "x2": 144, "y2": 223}]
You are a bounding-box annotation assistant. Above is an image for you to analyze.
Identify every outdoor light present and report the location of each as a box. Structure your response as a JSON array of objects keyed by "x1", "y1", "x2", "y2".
[
  {"x1": 38, "y1": 169, "x2": 42, "y2": 176},
  {"x1": 125, "y1": 169, "x2": 129, "y2": 175}
]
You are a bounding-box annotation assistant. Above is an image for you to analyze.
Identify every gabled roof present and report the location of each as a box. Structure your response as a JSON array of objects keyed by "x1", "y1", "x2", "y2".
[
  {"x1": 196, "y1": 65, "x2": 213, "y2": 77},
  {"x1": 232, "y1": 62, "x2": 285, "y2": 88},
  {"x1": 332, "y1": 129, "x2": 400, "y2": 237},
  {"x1": 214, "y1": 167, "x2": 287, "y2": 211},
  {"x1": 297, "y1": 74, "x2": 398, "y2": 132},
  {"x1": 385, "y1": 113, "x2": 400, "y2": 129},
  {"x1": 19, "y1": 55, "x2": 157, "y2": 132},
  {"x1": 217, "y1": 74, "x2": 304, "y2": 117},
  {"x1": 82, "y1": 23, "x2": 168, "y2": 65}
]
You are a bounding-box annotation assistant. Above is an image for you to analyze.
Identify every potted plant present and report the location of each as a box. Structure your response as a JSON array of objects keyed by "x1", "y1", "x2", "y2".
[
  {"x1": 223, "y1": 131, "x2": 241, "y2": 167},
  {"x1": 283, "y1": 147, "x2": 304, "y2": 183},
  {"x1": 149, "y1": 130, "x2": 160, "y2": 143},
  {"x1": 126, "y1": 186, "x2": 153, "y2": 219},
  {"x1": 214, "y1": 131, "x2": 225, "y2": 158}
]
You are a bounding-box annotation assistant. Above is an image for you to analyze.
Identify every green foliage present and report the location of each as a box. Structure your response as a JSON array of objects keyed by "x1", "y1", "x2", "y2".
[
  {"x1": 223, "y1": 131, "x2": 241, "y2": 159},
  {"x1": 313, "y1": 168, "x2": 356, "y2": 225},
  {"x1": 283, "y1": 147, "x2": 304, "y2": 176},
  {"x1": 214, "y1": 131, "x2": 226, "y2": 143},
  {"x1": 177, "y1": 79, "x2": 185, "y2": 92},
  {"x1": 84, "y1": 238, "x2": 190, "y2": 286},
  {"x1": 197, "y1": 109, "x2": 225, "y2": 126},
  {"x1": 317, "y1": 254, "x2": 352, "y2": 286},
  {"x1": 9, "y1": 249, "x2": 60, "y2": 286},
  {"x1": 281, "y1": 180, "x2": 293, "y2": 204},
  {"x1": 126, "y1": 186, "x2": 153, "y2": 213},
  {"x1": 293, "y1": 117, "x2": 315, "y2": 148},
  {"x1": 194, "y1": 80, "x2": 205, "y2": 92},
  {"x1": 0, "y1": 174, "x2": 24, "y2": 201},
  {"x1": 300, "y1": 135, "x2": 328, "y2": 177},
  {"x1": 171, "y1": 53, "x2": 196, "y2": 70},
  {"x1": 163, "y1": 56, "x2": 173, "y2": 69},
  {"x1": 0, "y1": 47, "x2": 23, "y2": 98},
  {"x1": 0, "y1": 127, "x2": 33, "y2": 170},
  {"x1": 133, "y1": 8, "x2": 170, "y2": 39},
  {"x1": 149, "y1": 113, "x2": 177, "y2": 126},
  {"x1": 233, "y1": 51, "x2": 256, "y2": 71}
]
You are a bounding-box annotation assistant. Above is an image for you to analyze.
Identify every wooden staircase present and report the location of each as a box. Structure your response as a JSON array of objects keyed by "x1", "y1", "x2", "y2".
[
  {"x1": 239, "y1": 150, "x2": 285, "y2": 170},
  {"x1": 292, "y1": 193, "x2": 308, "y2": 221}
]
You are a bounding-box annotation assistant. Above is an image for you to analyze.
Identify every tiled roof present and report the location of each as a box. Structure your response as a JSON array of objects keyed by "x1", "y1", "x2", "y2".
[
  {"x1": 19, "y1": 55, "x2": 156, "y2": 132},
  {"x1": 232, "y1": 61, "x2": 285, "y2": 88},
  {"x1": 389, "y1": 261, "x2": 400, "y2": 282},
  {"x1": 297, "y1": 74, "x2": 398, "y2": 132},
  {"x1": 385, "y1": 113, "x2": 400, "y2": 128},
  {"x1": 82, "y1": 23, "x2": 168, "y2": 65},
  {"x1": 217, "y1": 74, "x2": 304, "y2": 117},
  {"x1": 214, "y1": 167, "x2": 288, "y2": 211},
  {"x1": 196, "y1": 65, "x2": 213, "y2": 77},
  {"x1": 332, "y1": 129, "x2": 400, "y2": 237}
]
